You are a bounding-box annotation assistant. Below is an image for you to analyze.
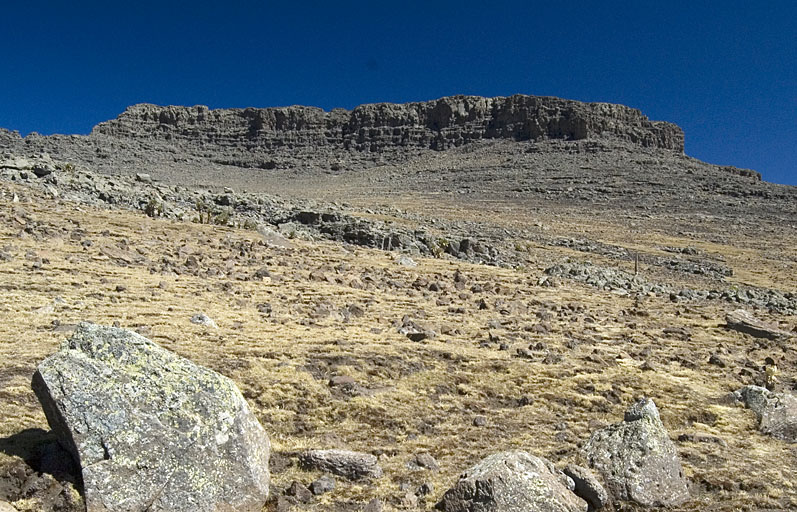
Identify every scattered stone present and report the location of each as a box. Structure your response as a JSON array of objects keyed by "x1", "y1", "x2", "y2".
[
  {"x1": 275, "y1": 496, "x2": 295, "y2": 512},
  {"x1": 32, "y1": 323, "x2": 271, "y2": 512},
  {"x1": 708, "y1": 353, "x2": 726, "y2": 367},
  {"x1": 329, "y1": 375, "x2": 357, "y2": 387},
  {"x1": 417, "y1": 482, "x2": 434, "y2": 496},
  {"x1": 135, "y1": 173, "x2": 152, "y2": 183},
  {"x1": 396, "y1": 255, "x2": 417, "y2": 267},
  {"x1": 436, "y1": 450, "x2": 586, "y2": 512},
  {"x1": 256, "y1": 224, "x2": 293, "y2": 249},
  {"x1": 400, "y1": 490, "x2": 419, "y2": 508},
  {"x1": 309, "y1": 475, "x2": 336, "y2": 495},
  {"x1": 677, "y1": 433, "x2": 727, "y2": 446},
  {"x1": 725, "y1": 309, "x2": 792, "y2": 339},
  {"x1": 190, "y1": 312, "x2": 218, "y2": 328},
  {"x1": 733, "y1": 385, "x2": 797, "y2": 442},
  {"x1": 584, "y1": 398, "x2": 689, "y2": 507},
  {"x1": 472, "y1": 416, "x2": 487, "y2": 427},
  {"x1": 363, "y1": 498, "x2": 383, "y2": 512},
  {"x1": 398, "y1": 317, "x2": 435, "y2": 342},
  {"x1": 563, "y1": 464, "x2": 609, "y2": 511},
  {"x1": 300, "y1": 449, "x2": 383, "y2": 480},
  {"x1": 411, "y1": 453, "x2": 440, "y2": 471},
  {"x1": 285, "y1": 481, "x2": 313, "y2": 503}
]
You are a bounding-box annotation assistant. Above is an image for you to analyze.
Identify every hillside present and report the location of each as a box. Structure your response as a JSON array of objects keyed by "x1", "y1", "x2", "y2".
[{"x1": 0, "y1": 94, "x2": 795, "y2": 511}]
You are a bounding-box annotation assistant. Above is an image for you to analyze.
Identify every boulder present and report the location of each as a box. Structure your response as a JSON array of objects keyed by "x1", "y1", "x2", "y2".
[
  {"x1": 32, "y1": 323, "x2": 270, "y2": 512},
  {"x1": 725, "y1": 309, "x2": 792, "y2": 340},
  {"x1": 299, "y1": 449, "x2": 383, "y2": 480},
  {"x1": 435, "y1": 450, "x2": 586, "y2": 512},
  {"x1": 733, "y1": 386, "x2": 797, "y2": 443},
  {"x1": 583, "y1": 398, "x2": 688, "y2": 507}
]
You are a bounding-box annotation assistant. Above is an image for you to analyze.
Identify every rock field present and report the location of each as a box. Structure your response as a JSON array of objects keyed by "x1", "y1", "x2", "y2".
[{"x1": 0, "y1": 94, "x2": 795, "y2": 511}]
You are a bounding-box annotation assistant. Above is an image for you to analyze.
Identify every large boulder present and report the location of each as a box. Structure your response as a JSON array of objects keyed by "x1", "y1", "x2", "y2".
[
  {"x1": 583, "y1": 398, "x2": 689, "y2": 507},
  {"x1": 32, "y1": 323, "x2": 270, "y2": 512},
  {"x1": 733, "y1": 386, "x2": 797, "y2": 443},
  {"x1": 435, "y1": 450, "x2": 587, "y2": 512}
]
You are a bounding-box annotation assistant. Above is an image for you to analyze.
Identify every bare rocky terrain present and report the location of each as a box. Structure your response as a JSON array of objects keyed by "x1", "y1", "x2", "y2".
[{"x1": 0, "y1": 94, "x2": 795, "y2": 511}]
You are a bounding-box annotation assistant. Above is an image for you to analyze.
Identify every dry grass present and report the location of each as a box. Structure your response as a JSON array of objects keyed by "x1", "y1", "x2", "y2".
[{"x1": 0, "y1": 182, "x2": 795, "y2": 511}]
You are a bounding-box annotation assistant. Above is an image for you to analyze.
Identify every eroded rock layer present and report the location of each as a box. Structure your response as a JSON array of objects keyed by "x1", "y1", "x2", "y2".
[{"x1": 92, "y1": 94, "x2": 684, "y2": 152}]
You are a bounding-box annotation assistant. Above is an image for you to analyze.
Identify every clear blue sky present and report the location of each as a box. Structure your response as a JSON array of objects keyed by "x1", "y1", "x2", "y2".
[{"x1": 1, "y1": 1, "x2": 795, "y2": 185}]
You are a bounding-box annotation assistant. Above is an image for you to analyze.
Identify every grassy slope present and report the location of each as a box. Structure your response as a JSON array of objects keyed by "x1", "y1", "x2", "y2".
[{"x1": 0, "y1": 181, "x2": 795, "y2": 511}]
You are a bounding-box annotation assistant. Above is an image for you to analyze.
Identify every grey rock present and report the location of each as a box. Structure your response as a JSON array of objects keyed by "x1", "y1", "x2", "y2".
[
  {"x1": 190, "y1": 312, "x2": 218, "y2": 328},
  {"x1": 400, "y1": 490, "x2": 419, "y2": 508},
  {"x1": 309, "y1": 475, "x2": 336, "y2": 495},
  {"x1": 256, "y1": 224, "x2": 293, "y2": 249},
  {"x1": 435, "y1": 450, "x2": 587, "y2": 512},
  {"x1": 725, "y1": 309, "x2": 792, "y2": 339},
  {"x1": 412, "y1": 452, "x2": 440, "y2": 471},
  {"x1": 286, "y1": 481, "x2": 313, "y2": 503},
  {"x1": 31, "y1": 323, "x2": 271, "y2": 512},
  {"x1": 300, "y1": 449, "x2": 383, "y2": 480},
  {"x1": 583, "y1": 398, "x2": 688, "y2": 507},
  {"x1": 563, "y1": 464, "x2": 609, "y2": 511},
  {"x1": 417, "y1": 482, "x2": 435, "y2": 496},
  {"x1": 733, "y1": 385, "x2": 797, "y2": 442},
  {"x1": 396, "y1": 255, "x2": 417, "y2": 267},
  {"x1": 363, "y1": 498, "x2": 383, "y2": 512}
]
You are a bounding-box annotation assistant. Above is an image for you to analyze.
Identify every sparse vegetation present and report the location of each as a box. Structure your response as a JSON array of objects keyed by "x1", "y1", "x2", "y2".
[{"x1": 0, "y1": 181, "x2": 795, "y2": 511}]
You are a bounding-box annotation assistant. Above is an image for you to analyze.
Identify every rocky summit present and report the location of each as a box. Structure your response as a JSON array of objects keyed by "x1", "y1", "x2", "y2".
[
  {"x1": 0, "y1": 93, "x2": 795, "y2": 511},
  {"x1": 32, "y1": 323, "x2": 270, "y2": 512}
]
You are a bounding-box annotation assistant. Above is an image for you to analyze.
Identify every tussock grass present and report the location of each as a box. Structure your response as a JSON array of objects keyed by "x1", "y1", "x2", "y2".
[{"x1": 0, "y1": 182, "x2": 795, "y2": 510}]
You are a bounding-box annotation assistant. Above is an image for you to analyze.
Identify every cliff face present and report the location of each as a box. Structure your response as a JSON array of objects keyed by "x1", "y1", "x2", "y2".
[{"x1": 92, "y1": 94, "x2": 684, "y2": 153}]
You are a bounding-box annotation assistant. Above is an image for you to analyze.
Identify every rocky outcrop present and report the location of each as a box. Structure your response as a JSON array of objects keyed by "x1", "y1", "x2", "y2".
[
  {"x1": 435, "y1": 450, "x2": 587, "y2": 512},
  {"x1": 733, "y1": 386, "x2": 797, "y2": 443},
  {"x1": 32, "y1": 323, "x2": 271, "y2": 512},
  {"x1": 93, "y1": 95, "x2": 684, "y2": 153},
  {"x1": 583, "y1": 399, "x2": 689, "y2": 508}
]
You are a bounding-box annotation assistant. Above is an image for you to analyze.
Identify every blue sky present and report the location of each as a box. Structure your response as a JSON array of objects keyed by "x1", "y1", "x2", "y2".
[{"x1": 1, "y1": 1, "x2": 795, "y2": 185}]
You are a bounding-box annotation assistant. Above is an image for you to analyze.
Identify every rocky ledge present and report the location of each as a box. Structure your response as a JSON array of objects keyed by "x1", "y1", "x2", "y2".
[{"x1": 92, "y1": 94, "x2": 684, "y2": 153}]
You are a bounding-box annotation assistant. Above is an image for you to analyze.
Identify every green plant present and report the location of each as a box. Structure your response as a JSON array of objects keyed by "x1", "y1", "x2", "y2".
[
  {"x1": 212, "y1": 208, "x2": 232, "y2": 226},
  {"x1": 144, "y1": 198, "x2": 164, "y2": 218}
]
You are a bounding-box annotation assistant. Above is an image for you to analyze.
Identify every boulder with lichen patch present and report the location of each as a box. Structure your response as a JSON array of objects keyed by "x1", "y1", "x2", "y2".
[
  {"x1": 435, "y1": 450, "x2": 586, "y2": 512},
  {"x1": 733, "y1": 386, "x2": 797, "y2": 443},
  {"x1": 32, "y1": 322, "x2": 270, "y2": 512},
  {"x1": 583, "y1": 398, "x2": 688, "y2": 507}
]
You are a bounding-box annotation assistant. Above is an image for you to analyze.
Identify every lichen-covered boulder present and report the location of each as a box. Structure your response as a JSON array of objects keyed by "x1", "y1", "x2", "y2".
[
  {"x1": 583, "y1": 398, "x2": 688, "y2": 507},
  {"x1": 435, "y1": 450, "x2": 587, "y2": 512},
  {"x1": 32, "y1": 323, "x2": 270, "y2": 512},
  {"x1": 733, "y1": 386, "x2": 797, "y2": 443}
]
